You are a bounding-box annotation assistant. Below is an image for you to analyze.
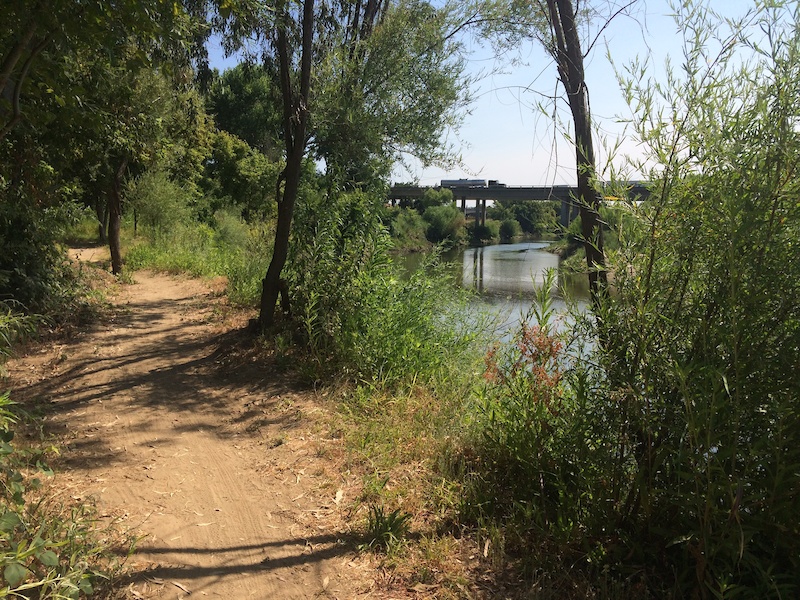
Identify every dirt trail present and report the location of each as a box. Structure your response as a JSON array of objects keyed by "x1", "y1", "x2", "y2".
[{"x1": 6, "y1": 256, "x2": 376, "y2": 599}]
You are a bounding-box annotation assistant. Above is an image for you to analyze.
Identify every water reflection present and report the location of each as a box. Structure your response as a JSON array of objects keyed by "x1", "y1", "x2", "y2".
[
  {"x1": 461, "y1": 242, "x2": 561, "y2": 295},
  {"x1": 399, "y1": 241, "x2": 590, "y2": 336},
  {"x1": 442, "y1": 241, "x2": 589, "y2": 303}
]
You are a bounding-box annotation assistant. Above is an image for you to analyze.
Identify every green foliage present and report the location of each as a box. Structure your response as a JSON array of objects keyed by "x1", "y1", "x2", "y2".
[
  {"x1": 286, "y1": 189, "x2": 480, "y2": 386},
  {"x1": 0, "y1": 392, "x2": 129, "y2": 597},
  {"x1": 206, "y1": 63, "x2": 282, "y2": 157},
  {"x1": 1, "y1": 0, "x2": 203, "y2": 142},
  {"x1": 0, "y1": 303, "x2": 39, "y2": 374},
  {"x1": 383, "y1": 206, "x2": 430, "y2": 253},
  {"x1": 498, "y1": 218, "x2": 521, "y2": 241},
  {"x1": 516, "y1": 200, "x2": 559, "y2": 234},
  {"x1": 467, "y1": 220, "x2": 500, "y2": 244},
  {"x1": 491, "y1": 200, "x2": 559, "y2": 235},
  {"x1": 596, "y1": 6, "x2": 800, "y2": 592},
  {"x1": 310, "y1": 1, "x2": 470, "y2": 189},
  {"x1": 0, "y1": 193, "x2": 78, "y2": 314},
  {"x1": 419, "y1": 187, "x2": 454, "y2": 211},
  {"x1": 201, "y1": 130, "x2": 281, "y2": 220},
  {"x1": 464, "y1": 272, "x2": 591, "y2": 535},
  {"x1": 125, "y1": 213, "x2": 273, "y2": 306},
  {"x1": 422, "y1": 204, "x2": 465, "y2": 245},
  {"x1": 459, "y1": 4, "x2": 800, "y2": 597},
  {"x1": 126, "y1": 170, "x2": 192, "y2": 235}
]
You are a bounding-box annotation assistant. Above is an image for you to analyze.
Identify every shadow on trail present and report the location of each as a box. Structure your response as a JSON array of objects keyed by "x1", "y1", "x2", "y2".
[
  {"x1": 11, "y1": 283, "x2": 308, "y2": 470},
  {"x1": 121, "y1": 533, "x2": 360, "y2": 590}
]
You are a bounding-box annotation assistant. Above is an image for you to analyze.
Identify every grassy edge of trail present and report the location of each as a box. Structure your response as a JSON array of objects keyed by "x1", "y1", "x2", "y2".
[{"x1": 0, "y1": 261, "x2": 137, "y2": 599}]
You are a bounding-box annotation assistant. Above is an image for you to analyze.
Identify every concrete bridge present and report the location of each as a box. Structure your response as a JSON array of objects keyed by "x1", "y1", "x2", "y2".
[{"x1": 388, "y1": 182, "x2": 651, "y2": 227}]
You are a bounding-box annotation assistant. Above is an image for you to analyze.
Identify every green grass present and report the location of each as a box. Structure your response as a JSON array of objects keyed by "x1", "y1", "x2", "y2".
[{"x1": 0, "y1": 393, "x2": 134, "y2": 598}]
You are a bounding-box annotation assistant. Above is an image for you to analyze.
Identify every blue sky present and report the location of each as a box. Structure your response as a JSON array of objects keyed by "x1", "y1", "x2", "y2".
[{"x1": 207, "y1": 0, "x2": 759, "y2": 186}]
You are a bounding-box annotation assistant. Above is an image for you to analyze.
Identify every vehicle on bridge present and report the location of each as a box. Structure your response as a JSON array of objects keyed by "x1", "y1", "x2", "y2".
[{"x1": 440, "y1": 179, "x2": 487, "y2": 188}]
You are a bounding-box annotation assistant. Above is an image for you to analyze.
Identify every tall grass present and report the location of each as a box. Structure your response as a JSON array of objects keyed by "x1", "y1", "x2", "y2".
[
  {"x1": 125, "y1": 210, "x2": 273, "y2": 306},
  {"x1": 286, "y1": 189, "x2": 486, "y2": 387}
]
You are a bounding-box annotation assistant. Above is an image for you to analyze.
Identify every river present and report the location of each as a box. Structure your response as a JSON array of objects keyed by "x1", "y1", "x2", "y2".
[{"x1": 401, "y1": 240, "x2": 590, "y2": 335}]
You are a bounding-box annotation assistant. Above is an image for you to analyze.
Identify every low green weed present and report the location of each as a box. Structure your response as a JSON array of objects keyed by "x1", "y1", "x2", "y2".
[
  {"x1": 361, "y1": 504, "x2": 411, "y2": 553},
  {"x1": 0, "y1": 392, "x2": 131, "y2": 598}
]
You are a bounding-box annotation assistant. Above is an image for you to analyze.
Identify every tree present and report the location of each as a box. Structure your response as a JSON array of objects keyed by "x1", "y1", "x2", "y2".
[
  {"x1": 543, "y1": 0, "x2": 607, "y2": 301},
  {"x1": 311, "y1": 0, "x2": 469, "y2": 190},
  {"x1": 215, "y1": 1, "x2": 471, "y2": 329},
  {"x1": 477, "y1": 0, "x2": 639, "y2": 302},
  {"x1": 67, "y1": 50, "x2": 203, "y2": 274},
  {"x1": 0, "y1": 0, "x2": 200, "y2": 141},
  {"x1": 258, "y1": 0, "x2": 315, "y2": 328},
  {"x1": 206, "y1": 63, "x2": 283, "y2": 158}
]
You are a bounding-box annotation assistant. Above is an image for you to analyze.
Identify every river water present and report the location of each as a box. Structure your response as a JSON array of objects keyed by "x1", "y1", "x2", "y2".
[{"x1": 401, "y1": 241, "x2": 590, "y2": 335}]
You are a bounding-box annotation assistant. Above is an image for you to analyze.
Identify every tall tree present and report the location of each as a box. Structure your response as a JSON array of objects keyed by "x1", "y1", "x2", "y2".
[
  {"x1": 544, "y1": 0, "x2": 607, "y2": 301},
  {"x1": 258, "y1": 0, "x2": 315, "y2": 328},
  {"x1": 477, "y1": 0, "x2": 639, "y2": 302},
  {"x1": 215, "y1": 0, "x2": 470, "y2": 329}
]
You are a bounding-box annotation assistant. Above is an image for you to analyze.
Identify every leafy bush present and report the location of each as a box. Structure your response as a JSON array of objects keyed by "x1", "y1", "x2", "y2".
[
  {"x1": 467, "y1": 220, "x2": 499, "y2": 244},
  {"x1": 286, "y1": 190, "x2": 481, "y2": 386},
  {"x1": 418, "y1": 187, "x2": 453, "y2": 212},
  {"x1": 596, "y1": 8, "x2": 800, "y2": 592},
  {"x1": 384, "y1": 206, "x2": 430, "y2": 252},
  {"x1": 422, "y1": 203, "x2": 465, "y2": 245},
  {"x1": 0, "y1": 195, "x2": 77, "y2": 314},
  {"x1": 515, "y1": 200, "x2": 559, "y2": 234},
  {"x1": 200, "y1": 130, "x2": 281, "y2": 220},
  {"x1": 470, "y1": 274, "x2": 575, "y2": 525},
  {"x1": 498, "y1": 218, "x2": 521, "y2": 241}
]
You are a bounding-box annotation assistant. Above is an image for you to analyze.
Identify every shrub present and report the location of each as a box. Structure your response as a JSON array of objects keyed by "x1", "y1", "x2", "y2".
[
  {"x1": 385, "y1": 206, "x2": 430, "y2": 252},
  {"x1": 498, "y1": 218, "x2": 521, "y2": 241},
  {"x1": 422, "y1": 204, "x2": 465, "y2": 245},
  {"x1": 0, "y1": 195, "x2": 77, "y2": 314},
  {"x1": 467, "y1": 220, "x2": 499, "y2": 244},
  {"x1": 286, "y1": 190, "x2": 481, "y2": 386},
  {"x1": 125, "y1": 170, "x2": 192, "y2": 235}
]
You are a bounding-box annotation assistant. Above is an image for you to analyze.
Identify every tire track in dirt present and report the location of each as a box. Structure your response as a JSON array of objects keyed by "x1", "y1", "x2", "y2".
[{"x1": 7, "y1": 268, "x2": 374, "y2": 599}]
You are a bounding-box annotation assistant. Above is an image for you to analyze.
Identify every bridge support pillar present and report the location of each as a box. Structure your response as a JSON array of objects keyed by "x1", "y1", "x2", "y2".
[{"x1": 560, "y1": 197, "x2": 579, "y2": 228}]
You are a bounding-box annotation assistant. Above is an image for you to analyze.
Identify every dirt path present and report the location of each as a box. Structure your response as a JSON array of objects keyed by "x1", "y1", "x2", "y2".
[{"x1": 6, "y1": 259, "x2": 376, "y2": 599}]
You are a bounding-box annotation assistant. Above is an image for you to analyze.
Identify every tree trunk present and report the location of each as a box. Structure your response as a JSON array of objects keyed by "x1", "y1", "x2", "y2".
[
  {"x1": 258, "y1": 0, "x2": 315, "y2": 330},
  {"x1": 547, "y1": 0, "x2": 608, "y2": 304},
  {"x1": 108, "y1": 157, "x2": 128, "y2": 275},
  {"x1": 95, "y1": 197, "x2": 108, "y2": 244},
  {"x1": 259, "y1": 158, "x2": 302, "y2": 326}
]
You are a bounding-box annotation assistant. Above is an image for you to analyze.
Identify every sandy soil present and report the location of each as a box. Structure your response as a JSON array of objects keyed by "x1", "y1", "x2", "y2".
[{"x1": 5, "y1": 250, "x2": 380, "y2": 599}]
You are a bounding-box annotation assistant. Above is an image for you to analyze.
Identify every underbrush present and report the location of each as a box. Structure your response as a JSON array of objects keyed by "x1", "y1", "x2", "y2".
[
  {"x1": 285, "y1": 190, "x2": 490, "y2": 387},
  {"x1": 0, "y1": 393, "x2": 133, "y2": 598},
  {"x1": 125, "y1": 212, "x2": 273, "y2": 306},
  {"x1": 439, "y1": 8, "x2": 800, "y2": 597}
]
